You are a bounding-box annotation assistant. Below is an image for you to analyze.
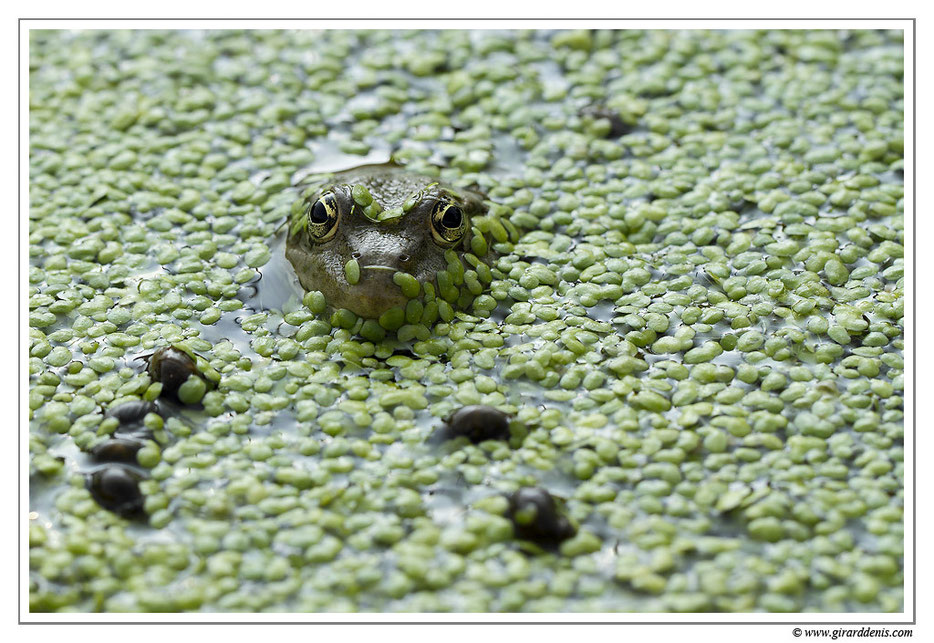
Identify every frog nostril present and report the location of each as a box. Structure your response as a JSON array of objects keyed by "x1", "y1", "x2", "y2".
[
  {"x1": 399, "y1": 254, "x2": 410, "y2": 263},
  {"x1": 351, "y1": 252, "x2": 361, "y2": 259}
]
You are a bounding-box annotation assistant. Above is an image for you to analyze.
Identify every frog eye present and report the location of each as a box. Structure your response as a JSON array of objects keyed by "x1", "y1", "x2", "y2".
[
  {"x1": 306, "y1": 194, "x2": 340, "y2": 242},
  {"x1": 430, "y1": 203, "x2": 468, "y2": 247}
]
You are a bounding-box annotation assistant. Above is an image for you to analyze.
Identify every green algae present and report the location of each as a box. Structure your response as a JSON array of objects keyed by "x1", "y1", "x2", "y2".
[{"x1": 28, "y1": 28, "x2": 905, "y2": 614}]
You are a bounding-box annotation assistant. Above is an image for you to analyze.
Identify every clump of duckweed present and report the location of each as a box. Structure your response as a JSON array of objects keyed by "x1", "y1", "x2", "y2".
[{"x1": 29, "y1": 29, "x2": 904, "y2": 613}]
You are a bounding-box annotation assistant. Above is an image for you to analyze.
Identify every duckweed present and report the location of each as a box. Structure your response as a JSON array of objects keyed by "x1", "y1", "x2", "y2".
[{"x1": 29, "y1": 28, "x2": 904, "y2": 614}]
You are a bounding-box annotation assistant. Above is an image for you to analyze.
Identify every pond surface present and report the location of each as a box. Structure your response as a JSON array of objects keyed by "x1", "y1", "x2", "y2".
[{"x1": 28, "y1": 28, "x2": 905, "y2": 613}]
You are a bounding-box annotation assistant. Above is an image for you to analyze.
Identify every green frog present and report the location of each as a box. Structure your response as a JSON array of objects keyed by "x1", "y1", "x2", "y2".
[{"x1": 286, "y1": 164, "x2": 517, "y2": 327}]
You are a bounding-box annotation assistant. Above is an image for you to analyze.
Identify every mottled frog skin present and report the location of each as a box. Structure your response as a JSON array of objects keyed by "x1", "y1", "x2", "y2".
[{"x1": 286, "y1": 164, "x2": 506, "y2": 320}]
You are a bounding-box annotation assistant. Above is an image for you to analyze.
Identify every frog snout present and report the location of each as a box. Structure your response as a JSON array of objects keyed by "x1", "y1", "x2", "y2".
[{"x1": 351, "y1": 250, "x2": 415, "y2": 272}]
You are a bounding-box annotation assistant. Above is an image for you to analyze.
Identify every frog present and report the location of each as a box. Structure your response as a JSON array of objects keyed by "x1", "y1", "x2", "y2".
[{"x1": 286, "y1": 164, "x2": 517, "y2": 324}]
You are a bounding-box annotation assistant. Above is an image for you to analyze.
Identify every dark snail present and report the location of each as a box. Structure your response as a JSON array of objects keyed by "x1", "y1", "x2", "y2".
[
  {"x1": 106, "y1": 400, "x2": 158, "y2": 425},
  {"x1": 146, "y1": 346, "x2": 198, "y2": 399},
  {"x1": 507, "y1": 487, "x2": 576, "y2": 546},
  {"x1": 87, "y1": 465, "x2": 146, "y2": 518},
  {"x1": 440, "y1": 405, "x2": 511, "y2": 443},
  {"x1": 89, "y1": 439, "x2": 144, "y2": 464}
]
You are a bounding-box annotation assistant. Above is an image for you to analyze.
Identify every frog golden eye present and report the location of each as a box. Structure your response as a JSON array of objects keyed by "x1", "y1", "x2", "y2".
[
  {"x1": 306, "y1": 194, "x2": 339, "y2": 242},
  {"x1": 430, "y1": 203, "x2": 468, "y2": 246}
]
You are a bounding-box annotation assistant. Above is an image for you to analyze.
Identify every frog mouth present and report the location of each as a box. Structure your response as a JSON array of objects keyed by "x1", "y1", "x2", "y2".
[{"x1": 361, "y1": 265, "x2": 400, "y2": 272}]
